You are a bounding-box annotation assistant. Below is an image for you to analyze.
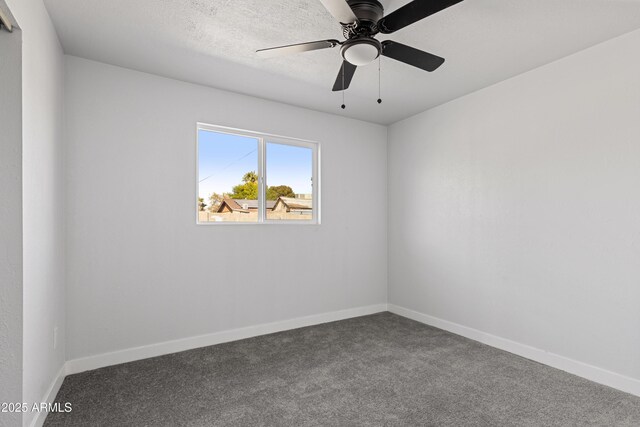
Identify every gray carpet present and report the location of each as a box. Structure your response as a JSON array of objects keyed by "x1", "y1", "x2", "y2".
[{"x1": 45, "y1": 312, "x2": 640, "y2": 426}]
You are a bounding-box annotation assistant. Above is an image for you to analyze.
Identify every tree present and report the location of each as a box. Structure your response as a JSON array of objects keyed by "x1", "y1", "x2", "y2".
[
  {"x1": 229, "y1": 171, "x2": 259, "y2": 199},
  {"x1": 198, "y1": 197, "x2": 207, "y2": 211},
  {"x1": 208, "y1": 192, "x2": 224, "y2": 212},
  {"x1": 228, "y1": 171, "x2": 294, "y2": 201},
  {"x1": 267, "y1": 185, "x2": 295, "y2": 200},
  {"x1": 230, "y1": 182, "x2": 258, "y2": 199},
  {"x1": 242, "y1": 171, "x2": 258, "y2": 183}
]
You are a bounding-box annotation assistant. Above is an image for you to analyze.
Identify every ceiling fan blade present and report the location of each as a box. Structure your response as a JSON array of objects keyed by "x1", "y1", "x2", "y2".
[
  {"x1": 382, "y1": 40, "x2": 445, "y2": 72},
  {"x1": 257, "y1": 39, "x2": 340, "y2": 58},
  {"x1": 318, "y1": 0, "x2": 358, "y2": 24},
  {"x1": 332, "y1": 61, "x2": 357, "y2": 91},
  {"x1": 378, "y1": 0, "x2": 464, "y2": 34}
]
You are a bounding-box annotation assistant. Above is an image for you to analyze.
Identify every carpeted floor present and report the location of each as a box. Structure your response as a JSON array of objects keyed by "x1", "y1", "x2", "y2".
[{"x1": 45, "y1": 312, "x2": 640, "y2": 426}]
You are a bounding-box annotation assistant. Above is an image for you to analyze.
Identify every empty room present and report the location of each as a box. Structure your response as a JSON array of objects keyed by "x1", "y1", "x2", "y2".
[{"x1": 2, "y1": 0, "x2": 640, "y2": 425}]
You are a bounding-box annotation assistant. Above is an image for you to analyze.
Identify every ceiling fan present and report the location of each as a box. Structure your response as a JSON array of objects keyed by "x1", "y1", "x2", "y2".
[{"x1": 257, "y1": 0, "x2": 464, "y2": 92}]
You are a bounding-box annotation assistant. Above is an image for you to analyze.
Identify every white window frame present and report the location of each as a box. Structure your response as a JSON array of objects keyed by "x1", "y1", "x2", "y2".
[{"x1": 196, "y1": 123, "x2": 321, "y2": 225}]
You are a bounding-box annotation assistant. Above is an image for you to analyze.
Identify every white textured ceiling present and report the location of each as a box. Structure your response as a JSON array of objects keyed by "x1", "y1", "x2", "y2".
[{"x1": 44, "y1": 0, "x2": 640, "y2": 124}]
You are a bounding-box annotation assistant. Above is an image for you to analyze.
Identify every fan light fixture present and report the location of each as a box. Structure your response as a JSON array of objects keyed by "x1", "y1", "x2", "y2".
[
  {"x1": 341, "y1": 41, "x2": 380, "y2": 66},
  {"x1": 256, "y1": 0, "x2": 463, "y2": 93},
  {"x1": 0, "y1": 6, "x2": 13, "y2": 32}
]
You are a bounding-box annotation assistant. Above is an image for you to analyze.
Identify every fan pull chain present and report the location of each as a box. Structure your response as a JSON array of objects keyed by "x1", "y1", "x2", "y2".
[
  {"x1": 341, "y1": 62, "x2": 346, "y2": 109},
  {"x1": 377, "y1": 56, "x2": 382, "y2": 104}
]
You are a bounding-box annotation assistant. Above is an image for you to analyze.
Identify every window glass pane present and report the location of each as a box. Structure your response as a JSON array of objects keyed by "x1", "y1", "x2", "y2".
[
  {"x1": 198, "y1": 129, "x2": 259, "y2": 223},
  {"x1": 265, "y1": 142, "x2": 313, "y2": 221}
]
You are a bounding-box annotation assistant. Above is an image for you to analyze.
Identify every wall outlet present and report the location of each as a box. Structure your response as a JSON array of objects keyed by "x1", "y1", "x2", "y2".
[{"x1": 53, "y1": 326, "x2": 59, "y2": 350}]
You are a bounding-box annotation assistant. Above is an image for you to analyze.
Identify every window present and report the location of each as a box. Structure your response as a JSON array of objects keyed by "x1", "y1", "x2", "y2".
[{"x1": 197, "y1": 124, "x2": 319, "y2": 224}]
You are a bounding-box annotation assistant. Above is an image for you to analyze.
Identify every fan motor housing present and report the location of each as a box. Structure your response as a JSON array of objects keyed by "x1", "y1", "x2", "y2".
[
  {"x1": 343, "y1": 0, "x2": 384, "y2": 38},
  {"x1": 347, "y1": 0, "x2": 384, "y2": 23}
]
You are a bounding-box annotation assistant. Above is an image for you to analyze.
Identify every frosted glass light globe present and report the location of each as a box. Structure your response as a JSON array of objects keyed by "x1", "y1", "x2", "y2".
[{"x1": 343, "y1": 42, "x2": 380, "y2": 66}]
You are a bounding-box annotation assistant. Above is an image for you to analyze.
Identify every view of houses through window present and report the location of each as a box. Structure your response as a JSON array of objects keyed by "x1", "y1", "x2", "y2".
[{"x1": 197, "y1": 126, "x2": 317, "y2": 223}]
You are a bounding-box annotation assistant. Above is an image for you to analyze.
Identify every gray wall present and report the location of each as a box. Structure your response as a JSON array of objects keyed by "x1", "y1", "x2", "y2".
[
  {"x1": 64, "y1": 56, "x2": 388, "y2": 361},
  {"x1": 388, "y1": 29, "x2": 640, "y2": 384},
  {"x1": 0, "y1": 7, "x2": 22, "y2": 426},
  {"x1": 4, "y1": 1, "x2": 66, "y2": 425}
]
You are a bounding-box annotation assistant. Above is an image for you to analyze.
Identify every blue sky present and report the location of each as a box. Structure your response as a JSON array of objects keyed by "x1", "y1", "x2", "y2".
[{"x1": 198, "y1": 129, "x2": 312, "y2": 201}]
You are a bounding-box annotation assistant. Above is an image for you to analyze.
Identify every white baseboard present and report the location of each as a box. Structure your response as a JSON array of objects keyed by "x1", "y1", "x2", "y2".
[
  {"x1": 26, "y1": 302, "x2": 640, "y2": 427},
  {"x1": 28, "y1": 364, "x2": 66, "y2": 427},
  {"x1": 388, "y1": 304, "x2": 640, "y2": 398},
  {"x1": 66, "y1": 304, "x2": 388, "y2": 375}
]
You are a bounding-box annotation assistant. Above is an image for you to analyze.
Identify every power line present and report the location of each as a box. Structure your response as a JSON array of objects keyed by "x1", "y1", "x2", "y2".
[{"x1": 199, "y1": 148, "x2": 257, "y2": 183}]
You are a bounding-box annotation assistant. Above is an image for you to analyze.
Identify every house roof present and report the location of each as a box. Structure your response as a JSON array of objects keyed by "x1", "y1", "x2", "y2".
[
  {"x1": 217, "y1": 198, "x2": 276, "y2": 212},
  {"x1": 276, "y1": 197, "x2": 312, "y2": 210}
]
